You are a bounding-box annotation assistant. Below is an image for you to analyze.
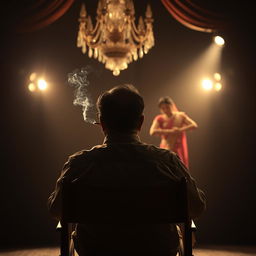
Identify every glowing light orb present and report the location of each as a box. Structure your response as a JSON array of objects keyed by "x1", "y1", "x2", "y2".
[
  {"x1": 37, "y1": 79, "x2": 48, "y2": 90},
  {"x1": 202, "y1": 79, "x2": 213, "y2": 91},
  {"x1": 214, "y1": 36, "x2": 225, "y2": 46},
  {"x1": 214, "y1": 72, "x2": 221, "y2": 81},
  {"x1": 215, "y1": 82, "x2": 222, "y2": 91},
  {"x1": 29, "y1": 72, "x2": 37, "y2": 81},
  {"x1": 28, "y1": 83, "x2": 36, "y2": 92}
]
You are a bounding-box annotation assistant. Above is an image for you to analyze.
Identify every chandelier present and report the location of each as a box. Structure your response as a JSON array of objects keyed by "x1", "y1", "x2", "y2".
[{"x1": 77, "y1": 0, "x2": 154, "y2": 76}]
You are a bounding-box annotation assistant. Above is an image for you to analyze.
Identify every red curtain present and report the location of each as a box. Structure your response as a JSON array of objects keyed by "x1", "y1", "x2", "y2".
[
  {"x1": 17, "y1": 0, "x2": 75, "y2": 32},
  {"x1": 161, "y1": 0, "x2": 229, "y2": 32},
  {"x1": 14, "y1": 0, "x2": 228, "y2": 33}
]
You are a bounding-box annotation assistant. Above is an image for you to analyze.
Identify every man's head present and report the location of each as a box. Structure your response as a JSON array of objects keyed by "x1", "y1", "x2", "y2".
[
  {"x1": 97, "y1": 84, "x2": 144, "y2": 133},
  {"x1": 158, "y1": 96, "x2": 174, "y2": 116}
]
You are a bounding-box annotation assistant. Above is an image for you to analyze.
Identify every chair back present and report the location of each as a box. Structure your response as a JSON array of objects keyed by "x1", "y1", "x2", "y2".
[
  {"x1": 62, "y1": 177, "x2": 188, "y2": 223},
  {"x1": 60, "y1": 177, "x2": 192, "y2": 256}
]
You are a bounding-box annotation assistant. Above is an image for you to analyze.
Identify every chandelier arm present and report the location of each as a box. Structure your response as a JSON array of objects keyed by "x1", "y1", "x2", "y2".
[
  {"x1": 129, "y1": 35, "x2": 140, "y2": 50},
  {"x1": 130, "y1": 25, "x2": 146, "y2": 47},
  {"x1": 131, "y1": 18, "x2": 152, "y2": 38},
  {"x1": 131, "y1": 23, "x2": 152, "y2": 50},
  {"x1": 131, "y1": 20, "x2": 143, "y2": 36},
  {"x1": 87, "y1": 26, "x2": 102, "y2": 47},
  {"x1": 93, "y1": 33, "x2": 105, "y2": 48},
  {"x1": 89, "y1": 19, "x2": 101, "y2": 36},
  {"x1": 144, "y1": 27, "x2": 153, "y2": 43}
]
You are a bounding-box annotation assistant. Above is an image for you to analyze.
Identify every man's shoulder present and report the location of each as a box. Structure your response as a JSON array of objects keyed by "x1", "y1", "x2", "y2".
[
  {"x1": 141, "y1": 143, "x2": 177, "y2": 160},
  {"x1": 66, "y1": 142, "x2": 178, "y2": 165},
  {"x1": 68, "y1": 144, "x2": 107, "y2": 163}
]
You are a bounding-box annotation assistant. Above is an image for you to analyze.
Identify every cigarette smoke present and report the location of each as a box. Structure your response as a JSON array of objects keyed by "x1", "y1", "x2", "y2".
[{"x1": 68, "y1": 67, "x2": 96, "y2": 124}]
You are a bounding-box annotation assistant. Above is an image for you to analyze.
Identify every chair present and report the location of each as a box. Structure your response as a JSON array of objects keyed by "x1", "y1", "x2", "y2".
[{"x1": 58, "y1": 177, "x2": 192, "y2": 256}]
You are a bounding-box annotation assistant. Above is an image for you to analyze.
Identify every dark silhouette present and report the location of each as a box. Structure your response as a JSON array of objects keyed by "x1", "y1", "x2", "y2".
[{"x1": 48, "y1": 84, "x2": 206, "y2": 256}]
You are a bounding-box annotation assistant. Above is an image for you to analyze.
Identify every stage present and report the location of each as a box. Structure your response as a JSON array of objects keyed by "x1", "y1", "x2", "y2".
[{"x1": 1, "y1": 246, "x2": 256, "y2": 256}]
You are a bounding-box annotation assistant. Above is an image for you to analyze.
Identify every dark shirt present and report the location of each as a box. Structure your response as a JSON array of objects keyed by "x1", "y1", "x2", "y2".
[{"x1": 48, "y1": 132, "x2": 206, "y2": 255}]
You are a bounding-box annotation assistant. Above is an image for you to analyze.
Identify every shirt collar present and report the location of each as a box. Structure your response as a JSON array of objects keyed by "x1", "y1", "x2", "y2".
[{"x1": 103, "y1": 131, "x2": 141, "y2": 145}]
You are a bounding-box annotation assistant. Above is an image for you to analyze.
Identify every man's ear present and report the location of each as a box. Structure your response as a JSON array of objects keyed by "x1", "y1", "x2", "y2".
[
  {"x1": 138, "y1": 115, "x2": 144, "y2": 131},
  {"x1": 99, "y1": 116, "x2": 107, "y2": 134}
]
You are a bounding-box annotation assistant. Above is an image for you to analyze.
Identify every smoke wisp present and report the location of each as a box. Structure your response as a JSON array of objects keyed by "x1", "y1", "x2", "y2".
[{"x1": 68, "y1": 67, "x2": 96, "y2": 124}]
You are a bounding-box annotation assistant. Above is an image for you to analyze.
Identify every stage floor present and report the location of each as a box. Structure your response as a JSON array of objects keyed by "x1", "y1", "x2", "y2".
[{"x1": 0, "y1": 246, "x2": 256, "y2": 256}]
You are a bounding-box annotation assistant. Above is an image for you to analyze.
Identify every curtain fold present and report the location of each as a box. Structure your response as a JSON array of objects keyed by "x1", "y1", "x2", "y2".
[
  {"x1": 161, "y1": 0, "x2": 229, "y2": 32},
  {"x1": 17, "y1": 0, "x2": 75, "y2": 32}
]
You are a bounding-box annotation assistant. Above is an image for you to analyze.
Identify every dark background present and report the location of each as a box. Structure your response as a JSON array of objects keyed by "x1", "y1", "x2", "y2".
[{"x1": 1, "y1": 0, "x2": 255, "y2": 249}]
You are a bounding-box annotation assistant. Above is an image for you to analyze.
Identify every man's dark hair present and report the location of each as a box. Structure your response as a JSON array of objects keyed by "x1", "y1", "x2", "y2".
[
  {"x1": 97, "y1": 84, "x2": 144, "y2": 132},
  {"x1": 158, "y1": 96, "x2": 174, "y2": 107}
]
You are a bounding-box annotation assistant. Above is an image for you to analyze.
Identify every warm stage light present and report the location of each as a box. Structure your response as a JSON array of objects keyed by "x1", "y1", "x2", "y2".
[
  {"x1": 29, "y1": 72, "x2": 37, "y2": 81},
  {"x1": 37, "y1": 79, "x2": 48, "y2": 90},
  {"x1": 202, "y1": 79, "x2": 213, "y2": 91},
  {"x1": 28, "y1": 83, "x2": 36, "y2": 92},
  {"x1": 215, "y1": 82, "x2": 222, "y2": 91},
  {"x1": 214, "y1": 36, "x2": 225, "y2": 46},
  {"x1": 214, "y1": 72, "x2": 221, "y2": 81}
]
